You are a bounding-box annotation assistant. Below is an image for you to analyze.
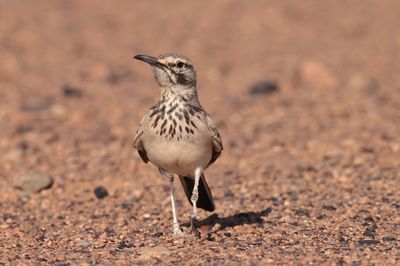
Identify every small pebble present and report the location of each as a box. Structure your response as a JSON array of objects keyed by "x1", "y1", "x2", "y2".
[
  {"x1": 299, "y1": 60, "x2": 338, "y2": 89},
  {"x1": 107, "y1": 71, "x2": 124, "y2": 84},
  {"x1": 152, "y1": 232, "x2": 163, "y2": 238},
  {"x1": 62, "y1": 85, "x2": 83, "y2": 98},
  {"x1": 363, "y1": 216, "x2": 374, "y2": 223},
  {"x1": 249, "y1": 81, "x2": 279, "y2": 95},
  {"x1": 382, "y1": 236, "x2": 396, "y2": 242},
  {"x1": 117, "y1": 240, "x2": 134, "y2": 250},
  {"x1": 18, "y1": 193, "x2": 31, "y2": 202},
  {"x1": 289, "y1": 190, "x2": 299, "y2": 201},
  {"x1": 294, "y1": 209, "x2": 310, "y2": 217},
  {"x1": 224, "y1": 232, "x2": 232, "y2": 237},
  {"x1": 14, "y1": 172, "x2": 53, "y2": 193},
  {"x1": 121, "y1": 202, "x2": 132, "y2": 210},
  {"x1": 322, "y1": 205, "x2": 337, "y2": 211},
  {"x1": 358, "y1": 239, "x2": 379, "y2": 246},
  {"x1": 105, "y1": 227, "x2": 115, "y2": 236},
  {"x1": 363, "y1": 226, "x2": 376, "y2": 238},
  {"x1": 79, "y1": 240, "x2": 91, "y2": 248},
  {"x1": 94, "y1": 186, "x2": 108, "y2": 199}
]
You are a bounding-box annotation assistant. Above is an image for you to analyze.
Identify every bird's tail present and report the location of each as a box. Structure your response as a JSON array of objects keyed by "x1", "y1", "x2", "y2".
[{"x1": 179, "y1": 174, "x2": 215, "y2": 212}]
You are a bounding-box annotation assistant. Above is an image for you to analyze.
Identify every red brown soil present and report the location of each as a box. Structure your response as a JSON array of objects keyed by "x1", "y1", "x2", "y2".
[{"x1": 0, "y1": 1, "x2": 399, "y2": 265}]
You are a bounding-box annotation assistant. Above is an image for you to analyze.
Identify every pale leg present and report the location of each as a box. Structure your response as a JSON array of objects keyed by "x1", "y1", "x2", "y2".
[
  {"x1": 159, "y1": 168, "x2": 184, "y2": 236},
  {"x1": 190, "y1": 166, "x2": 202, "y2": 228}
]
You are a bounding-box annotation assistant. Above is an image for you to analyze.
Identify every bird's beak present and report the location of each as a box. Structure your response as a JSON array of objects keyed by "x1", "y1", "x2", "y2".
[{"x1": 134, "y1": 54, "x2": 165, "y2": 68}]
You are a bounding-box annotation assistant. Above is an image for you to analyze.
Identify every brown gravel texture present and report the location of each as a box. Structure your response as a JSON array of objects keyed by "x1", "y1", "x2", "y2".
[{"x1": 1, "y1": 1, "x2": 400, "y2": 265}]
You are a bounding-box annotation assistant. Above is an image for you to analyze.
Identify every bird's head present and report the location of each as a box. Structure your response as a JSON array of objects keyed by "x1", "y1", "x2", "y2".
[{"x1": 134, "y1": 53, "x2": 197, "y2": 88}]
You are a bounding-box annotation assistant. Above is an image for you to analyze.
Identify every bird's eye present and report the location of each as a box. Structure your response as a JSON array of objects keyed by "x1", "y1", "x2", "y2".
[{"x1": 176, "y1": 62, "x2": 184, "y2": 68}]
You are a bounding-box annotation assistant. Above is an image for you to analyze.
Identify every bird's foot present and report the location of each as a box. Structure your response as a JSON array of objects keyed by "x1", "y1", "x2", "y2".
[
  {"x1": 190, "y1": 213, "x2": 200, "y2": 232},
  {"x1": 173, "y1": 228, "x2": 186, "y2": 237},
  {"x1": 172, "y1": 223, "x2": 186, "y2": 237}
]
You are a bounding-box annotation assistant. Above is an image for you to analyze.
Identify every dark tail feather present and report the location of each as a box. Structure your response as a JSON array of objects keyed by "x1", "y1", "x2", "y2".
[{"x1": 179, "y1": 174, "x2": 215, "y2": 212}]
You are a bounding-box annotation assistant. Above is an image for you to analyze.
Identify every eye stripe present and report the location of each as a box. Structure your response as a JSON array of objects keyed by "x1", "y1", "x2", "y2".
[{"x1": 167, "y1": 62, "x2": 192, "y2": 69}]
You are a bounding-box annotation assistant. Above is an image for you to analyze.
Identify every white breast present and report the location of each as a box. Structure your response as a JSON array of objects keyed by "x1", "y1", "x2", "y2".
[{"x1": 144, "y1": 135, "x2": 212, "y2": 176}]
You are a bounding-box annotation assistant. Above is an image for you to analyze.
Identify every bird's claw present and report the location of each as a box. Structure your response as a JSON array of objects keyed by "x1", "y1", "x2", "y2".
[
  {"x1": 173, "y1": 228, "x2": 186, "y2": 237},
  {"x1": 172, "y1": 223, "x2": 186, "y2": 237}
]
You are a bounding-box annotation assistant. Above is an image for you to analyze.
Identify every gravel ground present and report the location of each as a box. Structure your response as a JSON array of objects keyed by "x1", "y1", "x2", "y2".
[{"x1": 0, "y1": 1, "x2": 399, "y2": 265}]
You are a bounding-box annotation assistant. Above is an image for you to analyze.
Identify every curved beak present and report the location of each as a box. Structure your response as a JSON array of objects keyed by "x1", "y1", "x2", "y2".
[{"x1": 133, "y1": 54, "x2": 165, "y2": 68}]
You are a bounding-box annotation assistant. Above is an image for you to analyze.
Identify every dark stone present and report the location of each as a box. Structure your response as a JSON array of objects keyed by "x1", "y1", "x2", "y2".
[
  {"x1": 94, "y1": 186, "x2": 108, "y2": 199},
  {"x1": 363, "y1": 216, "x2": 374, "y2": 223},
  {"x1": 360, "y1": 145, "x2": 374, "y2": 153},
  {"x1": 117, "y1": 240, "x2": 134, "y2": 250},
  {"x1": 224, "y1": 190, "x2": 235, "y2": 198},
  {"x1": 297, "y1": 165, "x2": 318, "y2": 172},
  {"x1": 224, "y1": 170, "x2": 234, "y2": 176},
  {"x1": 224, "y1": 232, "x2": 232, "y2": 237},
  {"x1": 323, "y1": 205, "x2": 337, "y2": 211},
  {"x1": 121, "y1": 202, "x2": 132, "y2": 211},
  {"x1": 358, "y1": 239, "x2": 379, "y2": 246},
  {"x1": 363, "y1": 226, "x2": 376, "y2": 238},
  {"x1": 106, "y1": 71, "x2": 125, "y2": 84},
  {"x1": 36, "y1": 234, "x2": 46, "y2": 242},
  {"x1": 152, "y1": 232, "x2": 163, "y2": 238},
  {"x1": 3, "y1": 213, "x2": 15, "y2": 221},
  {"x1": 105, "y1": 227, "x2": 115, "y2": 236},
  {"x1": 251, "y1": 239, "x2": 263, "y2": 246},
  {"x1": 270, "y1": 197, "x2": 284, "y2": 206},
  {"x1": 228, "y1": 140, "x2": 237, "y2": 148},
  {"x1": 289, "y1": 190, "x2": 298, "y2": 201},
  {"x1": 249, "y1": 81, "x2": 279, "y2": 95},
  {"x1": 62, "y1": 85, "x2": 83, "y2": 98},
  {"x1": 383, "y1": 236, "x2": 396, "y2": 241},
  {"x1": 18, "y1": 142, "x2": 29, "y2": 150},
  {"x1": 294, "y1": 209, "x2": 310, "y2": 217},
  {"x1": 206, "y1": 234, "x2": 215, "y2": 241}
]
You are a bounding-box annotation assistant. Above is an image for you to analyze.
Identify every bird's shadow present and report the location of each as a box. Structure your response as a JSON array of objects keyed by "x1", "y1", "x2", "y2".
[{"x1": 183, "y1": 207, "x2": 272, "y2": 231}]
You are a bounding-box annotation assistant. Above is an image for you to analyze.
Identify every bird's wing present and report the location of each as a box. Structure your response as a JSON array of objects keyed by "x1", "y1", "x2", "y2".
[
  {"x1": 133, "y1": 113, "x2": 150, "y2": 164},
  {"x1": 204, "y1": 112, "x2": 223, "y2": 167}
]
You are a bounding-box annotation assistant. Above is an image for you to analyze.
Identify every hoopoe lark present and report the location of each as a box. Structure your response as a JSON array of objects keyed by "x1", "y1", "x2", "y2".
[{"x1": 133, "y1": 54, "x2": 223, "y2": 235}]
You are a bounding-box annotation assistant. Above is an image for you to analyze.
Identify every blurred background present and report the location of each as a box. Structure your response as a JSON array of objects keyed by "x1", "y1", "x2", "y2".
[{"x1": 0, "y1": 1, "x2": 399, "y2": 264}]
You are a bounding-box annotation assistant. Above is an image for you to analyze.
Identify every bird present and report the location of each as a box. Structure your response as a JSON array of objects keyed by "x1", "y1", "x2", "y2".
[{"x1": 133, "y1": 53, "x2": 223, "y2": 236}]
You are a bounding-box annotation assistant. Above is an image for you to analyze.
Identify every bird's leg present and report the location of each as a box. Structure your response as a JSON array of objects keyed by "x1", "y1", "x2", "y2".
[
  {"x1": 159, "y1": 168, "x2": 184, "y2": 236},
  {"x1": 190, "y1": 166, "x2": 202, "y2": 230},
  {"x1": 169, "y1": 177, "x2": 184, "y2": 236}
]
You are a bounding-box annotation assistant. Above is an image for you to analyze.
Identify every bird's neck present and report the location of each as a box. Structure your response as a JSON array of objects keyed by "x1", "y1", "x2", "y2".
[{"x1": 159, "y1": 86, "x2": 201, "y2": 107}]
